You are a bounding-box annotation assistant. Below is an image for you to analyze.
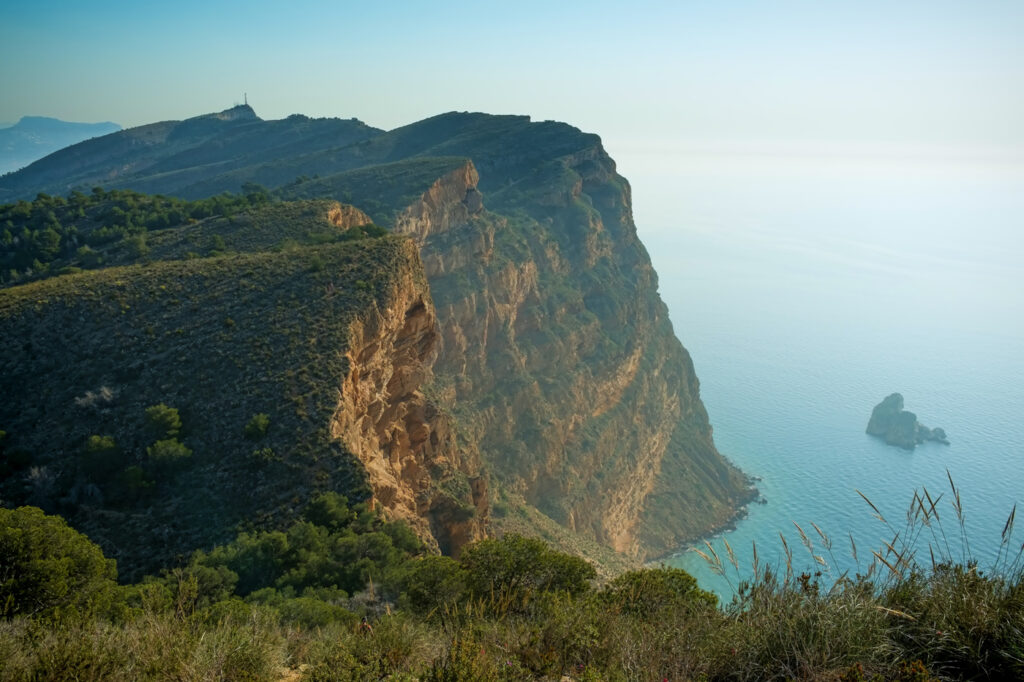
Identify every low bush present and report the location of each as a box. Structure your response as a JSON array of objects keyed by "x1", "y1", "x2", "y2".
[
  {"x1": 5, "y1": 491, "x2": 1024, "y2": 681},
  {"x1": 145, "y1": 438, "x2": 192, "y2": 471},
  {"x1": 0, "y1": 506, "x2": 118, "y2": 620},
  {"x1": 244, "y1": 413, "x2": 270, "y2": 440},
  {"x1": 144, "y1": 404, "x2": 182, "y2": 440}
]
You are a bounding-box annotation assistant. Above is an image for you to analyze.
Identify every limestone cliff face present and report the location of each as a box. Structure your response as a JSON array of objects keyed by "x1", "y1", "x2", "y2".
[
  {"x1": 393, "y1": 163, "x2": 483, "y2": 243},
  {"x1": 394, "y1": 152, "x2": 753, "y2": 559},
  {"x1": 327, "y1": 202, "x2": 373, "y2": 229},
  {"x1": 330, "y1": 242, "x2": 488, "y2": 554}
]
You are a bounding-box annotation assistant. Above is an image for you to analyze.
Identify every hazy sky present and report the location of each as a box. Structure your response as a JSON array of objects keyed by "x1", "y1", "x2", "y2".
[{"x1": 2, "y1": 1, "x2": 1022, "y2": 154}]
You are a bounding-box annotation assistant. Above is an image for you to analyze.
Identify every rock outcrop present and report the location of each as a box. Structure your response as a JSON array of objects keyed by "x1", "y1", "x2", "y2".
[
  {"x1": 867, "y1": 393, "x2": 950, "y2": 450},
  {"x1": 327, "y1": 202, "x2": 373, "y2": 229},
  {"x1": 331, "y1": 246, "x2": 488, "y2": 554}
]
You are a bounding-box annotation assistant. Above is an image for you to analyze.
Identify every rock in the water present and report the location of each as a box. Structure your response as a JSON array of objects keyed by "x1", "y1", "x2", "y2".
[
  {"x1": 866, "y1": 393, "x2": 949, "y2": 450},
  {"x1": 919, "y1": 426, "x2": 950, "y2": 445}
]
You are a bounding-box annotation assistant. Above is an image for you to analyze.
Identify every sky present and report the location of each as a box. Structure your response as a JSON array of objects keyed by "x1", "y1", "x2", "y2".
[{"x1": 3, "y1": 0, "x2": 1023, "y2": 161}]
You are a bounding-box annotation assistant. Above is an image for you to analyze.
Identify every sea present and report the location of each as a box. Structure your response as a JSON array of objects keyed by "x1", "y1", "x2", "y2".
[{"x1": 613, "y1": 143, "x2": 1024, "y2": 600}]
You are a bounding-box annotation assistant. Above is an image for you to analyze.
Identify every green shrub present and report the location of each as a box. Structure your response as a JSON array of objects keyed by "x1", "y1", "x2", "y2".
[
  {"x1": 144, "y1": 403, "x2": 182, "y2": 439},
  {"x1": 244, "y1": 413, "x2": 270, "y2": 440},
  {"x1": 397, "y1": 556, "x2": 468, "y2": 616},
  {"x1": 304, "y1": 614, "x2": 434, "y2": 682},
  {"x1": 248, "y1": 590, "x2": 357, "y2": 629},
  {"x1": 209, "y1": 234, "x2": 227, "y2": 254},
  {"x1": 123, "y1": 233, "x2": 149, "y2": 259},
  {"x1": 459, "y1": 534, "x2": 596, "y2": 607},
  {"x1": 0, "y1": 506, "x2": 118, "y2": 619},
  {"x1": 172, "y1": 493, "x2": 421, "y2": 606},
  {"x1": 146, "y1": 438, "x2": 192, "y2": 470},
  {"x1": 188, "y1": 605, "x2": 285, "y2": 681},
  {"x1": 17, "y1": 622, "x2": 125, "y2": 681},
  {"x1": 250, "y1": 446, "x2": 278, "y2": 467},
  {"x1": 302, "y1": 492, "x2": 356, "y2": 531},
  {"x1": 166, "y1": 561, "x2": 239, "y2": 612},
  {"x1": 75, "y1": 245, "x2": 102, "y2": 267},
  {"x1": 722, "y1": 569, "x2": 893, "y2": 680},
  {"x1": 83, "y1": 434, "x2": 117, "y2": 456},
  {"x1": 601, "y1": 565, "x2": 717, "y2": 617},
  {"x1": 383, "y1": 521, "x2": 425, "y2": 556},
  {"x1": 423, "y1": 635, "x2": 503, "y2": 682},
  {"x1": 882, "y1": 563, "x2": 1024, "y2": 679}
]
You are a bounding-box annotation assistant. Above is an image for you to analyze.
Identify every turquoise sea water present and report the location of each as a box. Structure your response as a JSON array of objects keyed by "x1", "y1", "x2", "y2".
[{"x1": 617, "y1": 148, "x2": 1024, "y2": 599}]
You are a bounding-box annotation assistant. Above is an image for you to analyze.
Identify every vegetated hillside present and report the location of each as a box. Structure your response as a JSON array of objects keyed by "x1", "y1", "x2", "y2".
[
  {"x1": 274, "y1": 156, "x2": 473, "y2": 227},
  {"x1": 1, "y1": 107, "x2": 755, "y2": 561},
  {"x1": 0, "y1": 196, "x2": 485, "y2": 580},
  {"x1": 0, "y1": 105, "x2": 380, "y2": 202},
  {"x1": 0, "y1": 187, "x2": 277, "y2": 287},
  {"x1": 0, "y1": 186, "x2": 385, "y2": 288}
]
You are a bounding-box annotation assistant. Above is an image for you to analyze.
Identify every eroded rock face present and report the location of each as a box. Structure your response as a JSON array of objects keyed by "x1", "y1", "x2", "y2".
[
  {"x1": 867, "y1": 393, "x2": 950, "y2": 450},
  {"x1": 327, "y1": 203, "x2": 373, "y2": 229},
  {"x1": 331, "y1": 244, "x2": 487, "y2": 554},
  {"x1": 395, "y1": 155, "x2": 752, "y2": 559},
  {"x1": 393, "y1": 163, "x2": 484, "y2": 242}
]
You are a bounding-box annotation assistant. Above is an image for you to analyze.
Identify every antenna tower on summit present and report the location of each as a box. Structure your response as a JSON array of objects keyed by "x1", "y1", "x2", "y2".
[{"x1": 244, "y1": 93, "x2": 248, "y2": 106}]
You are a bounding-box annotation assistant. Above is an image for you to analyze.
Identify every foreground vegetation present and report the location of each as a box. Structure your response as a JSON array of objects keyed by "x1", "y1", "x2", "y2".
[{"x1": 3, "y1": 491, "x2": 1023, "y2": 682}]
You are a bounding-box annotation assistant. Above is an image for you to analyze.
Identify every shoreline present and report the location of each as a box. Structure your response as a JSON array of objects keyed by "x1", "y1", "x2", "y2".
[{"x1": 647, "y1": 477, "x2": 763, "y2": 568}]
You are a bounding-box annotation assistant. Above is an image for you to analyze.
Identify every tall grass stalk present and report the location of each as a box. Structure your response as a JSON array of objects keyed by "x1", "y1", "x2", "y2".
[{"x1": 692, "y1": 474, "x2": 1024, "y2": 679}]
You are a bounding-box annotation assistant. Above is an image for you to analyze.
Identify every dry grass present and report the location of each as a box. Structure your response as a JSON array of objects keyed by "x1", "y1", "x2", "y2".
[{"x1": 4, "y1": 478, "x2": 1023, "y2": 681}]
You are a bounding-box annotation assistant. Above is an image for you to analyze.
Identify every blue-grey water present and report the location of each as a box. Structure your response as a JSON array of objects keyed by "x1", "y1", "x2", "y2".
[{"x1": 616, "y1": 148, "x2": 1024, "y2": 600}]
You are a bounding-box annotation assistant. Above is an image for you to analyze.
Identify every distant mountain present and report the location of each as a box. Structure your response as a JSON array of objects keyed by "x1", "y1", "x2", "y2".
[{"x1": 0, "y1": 116, "x2": 122, "y2": 174}]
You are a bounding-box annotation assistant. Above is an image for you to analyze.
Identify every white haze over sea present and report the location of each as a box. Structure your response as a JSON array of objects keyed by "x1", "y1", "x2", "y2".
[{"x1": 613, "y1": 143, "x2": 1024, "y2": 599}]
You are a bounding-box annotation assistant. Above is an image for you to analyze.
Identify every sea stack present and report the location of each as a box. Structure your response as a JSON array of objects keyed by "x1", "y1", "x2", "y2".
[{"x1": 866, "y1": 393, "x2": 949, "y2": 450}]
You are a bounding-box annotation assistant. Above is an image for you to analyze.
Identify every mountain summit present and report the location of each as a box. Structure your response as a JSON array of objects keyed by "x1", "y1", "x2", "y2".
[{"x1": 201, "y1": 103, "x2": 259, "y2": 121}]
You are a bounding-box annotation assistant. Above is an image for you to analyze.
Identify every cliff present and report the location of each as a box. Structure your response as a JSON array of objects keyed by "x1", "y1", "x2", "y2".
[
  {"x1": 0, "y1": 109, "x2": 755, "y2": 564},
  {"x1": 0, "y1": 198, "x2": 483, "y2": 577},
  {"x1": 391, "y1": 146, "x2": 751, "y2": 559}
]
